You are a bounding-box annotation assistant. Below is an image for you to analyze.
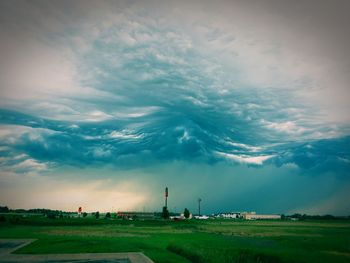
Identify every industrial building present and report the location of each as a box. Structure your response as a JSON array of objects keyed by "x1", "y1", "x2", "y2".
[
  {"x1": 241, "y1": 212, "x2": 281, "y2": 220},
  {"x1": 215, "y1": 211, "x2": 281, "y2": 220}
]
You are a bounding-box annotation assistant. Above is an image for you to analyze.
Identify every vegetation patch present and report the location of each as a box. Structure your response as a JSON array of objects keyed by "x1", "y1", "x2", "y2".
[
  {"x1": 1, "y1": 218, "x2": 350, "y2": 263},
  {"x1": 167, "y1": 244, "x2": 206, "y2": 263},
  {"x1": 235, "y1": 250, "x2": 282, "y2": 263},
  {"x1": 43, "y1": 229, "x2": 150, "y2": 238}
]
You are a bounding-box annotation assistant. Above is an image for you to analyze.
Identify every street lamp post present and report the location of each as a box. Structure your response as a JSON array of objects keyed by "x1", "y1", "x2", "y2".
[{"x1": 198, "y1": 198, "x2": 202, "y2": 216}]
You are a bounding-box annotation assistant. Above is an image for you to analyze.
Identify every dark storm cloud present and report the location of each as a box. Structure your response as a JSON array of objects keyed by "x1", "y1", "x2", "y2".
[{"x1": 1, "y1": 106, "x2": 349, "y2": 177}]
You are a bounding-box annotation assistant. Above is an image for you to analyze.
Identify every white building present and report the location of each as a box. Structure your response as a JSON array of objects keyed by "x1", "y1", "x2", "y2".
[{"x1": 242, "y1": 212, "x2": 281, "y2": 220}]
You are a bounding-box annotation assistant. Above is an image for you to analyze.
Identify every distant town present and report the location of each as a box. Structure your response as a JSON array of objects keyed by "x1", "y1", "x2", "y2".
[
  {"x1": 1, "y1": 205, "x2": 348, "y2": 222},
  {"x1": 1, "y1": 187, "x2": 349, "y2": 222},
  {"x1": 1, "y1": 184, "x2": 348, "y2": 222}
]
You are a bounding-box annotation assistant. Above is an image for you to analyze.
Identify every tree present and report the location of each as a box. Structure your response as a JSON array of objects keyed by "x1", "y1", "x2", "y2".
[
  {"x1": 105, "y1": 212, "x2": 111, "y2": 219},
  {"x1": 184, "y1": 208, "x2": 190, "y2": 219},
  {"x1": 0, "y1": 206, "x2": 9, "y2": 213},
  {"x1": 162, "y1": 206, "x2": 169, "y2": 219},
  {"x1": 95, "y1": 211, "x2": 100, "y2": 219},
  {"x1": 82, "y1": 212, "x2": 88, "y2": 218}
]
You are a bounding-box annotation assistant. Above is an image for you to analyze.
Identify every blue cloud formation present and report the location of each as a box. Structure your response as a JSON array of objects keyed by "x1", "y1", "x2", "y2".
[{"x1": 1, "y1": 106, "x2": 349, "y2": 176}]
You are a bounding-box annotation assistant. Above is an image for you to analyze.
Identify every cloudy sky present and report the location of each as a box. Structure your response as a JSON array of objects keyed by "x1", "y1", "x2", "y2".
[{"x1": 0, "y1": 0, "x2": 349, "y2": 215}]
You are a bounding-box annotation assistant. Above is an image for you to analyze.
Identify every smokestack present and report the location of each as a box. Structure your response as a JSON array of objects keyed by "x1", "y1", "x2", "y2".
[{"x1": 165, "y1": 187, "x2": 168, "y2": 208}]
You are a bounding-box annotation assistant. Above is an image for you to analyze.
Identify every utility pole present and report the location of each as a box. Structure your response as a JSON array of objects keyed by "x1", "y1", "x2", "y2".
[
  {"x1": 198, "y1": 198, "x2": 202, "y2": 216},
  {"x1": 165, "y1": 187, "x2": 168, "y2": 208}
]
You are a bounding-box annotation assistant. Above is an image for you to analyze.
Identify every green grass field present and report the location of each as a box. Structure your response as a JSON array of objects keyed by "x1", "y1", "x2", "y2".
[{"x1": 0, "y1": 217, "x2": 349, "y2": 263}]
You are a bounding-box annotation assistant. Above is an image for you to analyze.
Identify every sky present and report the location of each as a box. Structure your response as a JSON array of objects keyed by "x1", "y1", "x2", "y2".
[{"x1": 0, "y1": 0, "x2": 350, "y2": 215}]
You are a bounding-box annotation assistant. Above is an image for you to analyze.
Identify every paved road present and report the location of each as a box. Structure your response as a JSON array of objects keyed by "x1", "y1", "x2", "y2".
[{"x1": 0, "y1": 239, "x2": 154, "y2": 263}]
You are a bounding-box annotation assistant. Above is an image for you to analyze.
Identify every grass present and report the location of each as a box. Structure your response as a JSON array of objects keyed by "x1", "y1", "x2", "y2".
[{"x1": 0, "y1": 217, "x2": 350, "y2": 263}]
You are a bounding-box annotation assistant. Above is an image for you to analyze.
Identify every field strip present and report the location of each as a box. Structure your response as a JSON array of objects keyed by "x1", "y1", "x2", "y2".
[
  {"x1": 0, "y1": 239, "x2": 154, "y2": 263},
  {"x1": 0, "y1": 239, "x2": 36, "y2": 255}
]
